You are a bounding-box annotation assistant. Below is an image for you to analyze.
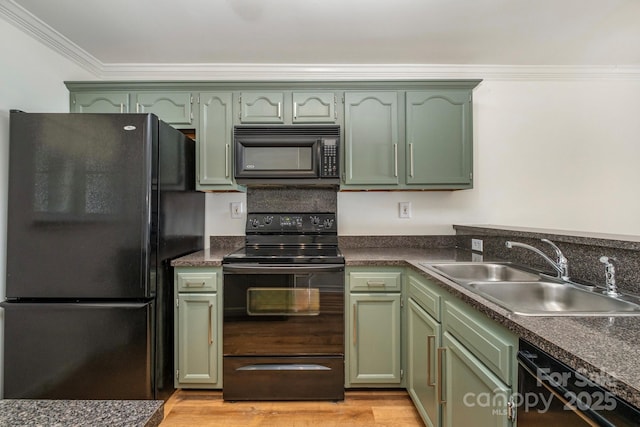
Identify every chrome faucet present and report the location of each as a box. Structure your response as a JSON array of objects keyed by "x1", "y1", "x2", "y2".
[
  {"x1": 505, "y1": 239, "x2": 570, "y2": 282},
  {"x1": 599, "y1": 256, "x2": 621, "y2": 297}
]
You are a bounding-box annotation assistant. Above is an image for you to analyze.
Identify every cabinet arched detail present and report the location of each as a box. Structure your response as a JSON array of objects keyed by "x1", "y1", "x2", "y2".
[
  {"x1": 239, "y1": 92, "x2": 284, "y2": 123},
  {"x1": 71, "y1": 92, "x2": 129, "y2": 113},
  {"x1": 135, "y1": 92, "x2": 193, "y2": 125}
]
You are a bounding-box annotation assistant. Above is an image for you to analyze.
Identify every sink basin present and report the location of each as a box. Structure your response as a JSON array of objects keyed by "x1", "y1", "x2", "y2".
[
  {"x1": 420, "y1": 261, "x2": 640, "y2": 316},
  {"x1": 425, "y1": 262, "x2": 540, "y2": 283},
  {"x1": 467, "y1": 281, "x2": 640, "y2": 316}
]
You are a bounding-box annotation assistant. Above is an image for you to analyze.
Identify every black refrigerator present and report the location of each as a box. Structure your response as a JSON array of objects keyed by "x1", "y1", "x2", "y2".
[{"x1": 1, "y1": 111, "x2": 205, "y2": 400}]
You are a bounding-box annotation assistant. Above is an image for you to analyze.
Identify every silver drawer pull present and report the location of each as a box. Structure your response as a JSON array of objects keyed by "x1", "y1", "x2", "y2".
[
  {"x1": 237, "y1": 364, "x2": 331, "y2": 371},
  {"x1": 366, "y1": 281, "x2": 386, "y2": 287},
  {"x1": 185, "y1": 281, "x2": 206, "y2": 287}
]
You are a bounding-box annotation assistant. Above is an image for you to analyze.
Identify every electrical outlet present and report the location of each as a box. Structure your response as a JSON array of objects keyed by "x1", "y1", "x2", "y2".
[
  {"x1": 472, "y1": 252, "x2": 484, "y2": 262},
  {"x1": 471, "y1": 238, "x2": 483, "y2": 252},
  {"x1": 399, "y1": 202, "x2": 411, "y2": 218},
  {"x1": 230, "y1": 202, "x2": 243, "y2": 219}
]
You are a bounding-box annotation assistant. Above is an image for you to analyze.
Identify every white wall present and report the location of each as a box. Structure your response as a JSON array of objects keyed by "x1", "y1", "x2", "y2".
[
  {"x1": 0, "y1": 19, "x2": 94, "y2": 397},
  {"x1": 337, "y1": 79, "x2": 640, "y2": 236}
]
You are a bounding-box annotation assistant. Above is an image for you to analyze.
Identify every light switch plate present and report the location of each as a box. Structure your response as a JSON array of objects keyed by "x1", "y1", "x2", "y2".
[
  {"x1": 230, "y1": 202, "x2": 243, "y2": 219},
  {"x1": 471, "y1": 238, "x2": 483, "y2": 252},
  {"x1": 399, "y1": 202, "x2": 411, "y2": 218}
]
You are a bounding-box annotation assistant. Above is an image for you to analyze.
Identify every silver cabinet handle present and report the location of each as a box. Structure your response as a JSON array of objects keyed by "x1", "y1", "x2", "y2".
[
  {"x1": 208, "y1": 304, "x2": 213, "y2": 345},
  {"x1": 293, "y1": 102, "x2": 298, "y2": 119},
  {"x1": 366, "y1": 280, "x2": 386, "y2": 287},
  {"x1": 393, "y1": 143, "x2": 398, "y2": 177},
  {"x1": 225, "y1": 143, "x2": 230, "y2": 178},
  {"x1": 136, "y1": 102, "x2": 140, "y2": 113},
  {"x1": 120, "y1": 103, "x2": 124, "y2": 114},
  {"x1": 437, "y1": 347, "x2": 446, "y2": 404},
  {"x1": 185, "y1": 281, "x2": 205, "y2": 287},
  {"x1": 409, "y1": 143, "x2": 414, "y2": 177},
  {"x1": 277, "y1": 102, "x2": 282, "y2": 119},
  {"x1": 427, "y1": 335, "x2": 435, "y2": 387},
  {"x1": 353, "y1": 304, "x2": 357, "y2": 346}
]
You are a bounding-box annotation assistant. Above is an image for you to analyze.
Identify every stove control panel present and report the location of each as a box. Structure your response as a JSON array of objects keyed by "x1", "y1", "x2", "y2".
[{"x1": 246, "y1": 213, "x2": 337, "y2": 233}]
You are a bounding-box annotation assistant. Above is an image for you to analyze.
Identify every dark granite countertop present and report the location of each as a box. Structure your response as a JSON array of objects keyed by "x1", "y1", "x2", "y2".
[
  {"x1": 171, "y1": 248, "x2": 230, "y2": 267},
  {"x1": 0, "y1": 399, "x2": 163, "y2": 426},
  {"x1": 344, "y1": 247, "x2": 640, "y2": 408}
]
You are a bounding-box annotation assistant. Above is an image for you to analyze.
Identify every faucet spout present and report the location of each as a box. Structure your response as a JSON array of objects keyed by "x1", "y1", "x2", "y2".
[{"x1": 505, "y1": 239, "x2": 570, "y2": 282}]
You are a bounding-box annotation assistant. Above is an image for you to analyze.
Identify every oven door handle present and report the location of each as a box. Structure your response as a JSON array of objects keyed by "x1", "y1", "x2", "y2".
[{"x1": 223, "y1": 264, "x2": 345, "y2": 274}]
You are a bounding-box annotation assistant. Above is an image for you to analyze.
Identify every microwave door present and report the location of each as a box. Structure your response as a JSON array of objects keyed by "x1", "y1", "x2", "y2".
[{"x1": 235, "y1": 138, "x2": 319, "y2": 179}]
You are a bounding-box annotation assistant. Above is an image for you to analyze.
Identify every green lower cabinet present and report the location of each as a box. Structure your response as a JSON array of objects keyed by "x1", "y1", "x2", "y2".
[
  {"x1": 176, "y1": 293, "x2": 218, "y2": 385},
  {"x1": 441, "y1": 332, "x2": 513, "y2": 427},
  {"x1": 347, "y1": 292, "x2": 402, "y2": 386},
  {"x1": 407, "y1": 298, "x2": 441, "y2": 427},
  {"x1": 174, "y1": 266, "x2": 223, "y2": 389}
]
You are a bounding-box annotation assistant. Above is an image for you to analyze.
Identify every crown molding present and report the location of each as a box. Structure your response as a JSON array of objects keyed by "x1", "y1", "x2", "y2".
[
  {"x1": 3, "y1": 0, "x2": 640, "y2": 81},
  {"x1": 99, "y1": 63, "x2": 640, "y2": 81},
  {"x1": 0, "y1": 0, "x2": 102, "y2": 75}
]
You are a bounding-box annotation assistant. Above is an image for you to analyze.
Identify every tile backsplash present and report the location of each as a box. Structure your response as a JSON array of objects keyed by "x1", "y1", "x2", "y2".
[{"x1": 247, "y1": 187, "x2": 337, "y2": 212}]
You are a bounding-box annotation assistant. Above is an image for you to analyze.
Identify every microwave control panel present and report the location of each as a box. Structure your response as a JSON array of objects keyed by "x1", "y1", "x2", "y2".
[{"x1": 320, "y1": 138, "x2": 339, "y2": 177}]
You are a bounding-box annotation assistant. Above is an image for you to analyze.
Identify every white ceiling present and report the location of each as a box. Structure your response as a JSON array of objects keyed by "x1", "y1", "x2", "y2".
[{"x1": 7, "y1": 0, "x2": 640, "y2": 67}]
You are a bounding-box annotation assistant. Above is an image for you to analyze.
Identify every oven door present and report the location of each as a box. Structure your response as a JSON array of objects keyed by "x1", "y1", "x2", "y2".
[{"x1": 223, "y1": 264, "x2": 344, "y2": 357}]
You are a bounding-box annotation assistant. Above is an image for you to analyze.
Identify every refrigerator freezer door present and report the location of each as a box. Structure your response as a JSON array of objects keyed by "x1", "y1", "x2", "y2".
[
  {"x1": 1, "y1": 301, "x2": 156, "y2": 399},
  {"x1": 6, "y1": 113, "x2": 154, "y2": 299}
]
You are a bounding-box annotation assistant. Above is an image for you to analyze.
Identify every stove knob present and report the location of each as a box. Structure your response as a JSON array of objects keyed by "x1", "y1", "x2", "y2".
[
  {"x1": 323, "y1": 219, "x2": 334, "y2": 229},
  {"x1": 310, "y1": 216, "x2": 320, "y2": 226},
  {"x1": 250, "y1": 218, "x2": 260, "y2": 228},
  {"x1": 264, "y1": 216, "x2": 273, "y2": 225}
]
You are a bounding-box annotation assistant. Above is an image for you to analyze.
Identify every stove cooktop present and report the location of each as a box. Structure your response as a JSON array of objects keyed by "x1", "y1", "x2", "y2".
[{"x1": 223, "y1": 212, "x2": 343, "y2": 264}]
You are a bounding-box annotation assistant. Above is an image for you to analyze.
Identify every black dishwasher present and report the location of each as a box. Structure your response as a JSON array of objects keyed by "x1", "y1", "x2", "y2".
[{"x1": 517, "y1": 339, "x2": 640, "y2": 426}]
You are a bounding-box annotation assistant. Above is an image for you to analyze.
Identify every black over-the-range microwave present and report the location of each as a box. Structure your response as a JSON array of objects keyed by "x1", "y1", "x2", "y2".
[{"x1": 234, "y1": 125, "x2": 340, "y2": 185}]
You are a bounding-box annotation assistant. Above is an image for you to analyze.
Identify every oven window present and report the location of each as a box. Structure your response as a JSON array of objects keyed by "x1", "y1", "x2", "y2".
[
  {"x1": 243, "y1": 146, "x2": 313, "y2": 171},
  {"x1": 247, "y1": 288, "x2": 320, "y2": 316}
]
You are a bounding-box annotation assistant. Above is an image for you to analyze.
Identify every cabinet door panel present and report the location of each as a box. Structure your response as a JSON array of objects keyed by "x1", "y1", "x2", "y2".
[
  {"x1": 198, "y1": 92, "x2": 234, "y2": 186},
  {"x1": 240, "y1": 92, "x2": 285, "y2": 123},
  {"x1": 344, "y1": 92, "x2": 399, "y2": 185},
  {"x1": 442, "y1": 332, "x2": 512, "y2": 427},
  {"x1": 135, "y1": 92, "x2": 193, "y2": 125},
  {"x1": 406, "y1": 90, "x2": 472, "y2": 185},
  {"x1": 292, "y1": 92, "x2": 336, "y2": 123},
  {"x1": 349, "y1": 293, "x2": 401, "y2": 384},
  {"x1": 72, "y1": 92, "x2": 129, "y2": 113},
  {"x1": 177, "y1": 293, "x2": 217, "y2": 384},
  {"x1": 408, "y1": 299, "x2": 441, "y2": 427}
]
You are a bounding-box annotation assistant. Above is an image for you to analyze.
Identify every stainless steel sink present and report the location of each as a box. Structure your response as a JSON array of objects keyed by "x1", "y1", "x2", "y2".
[
  {"x1": 421, "y1": 261, "x2": 640, "y2": 316},
  {"x1": 424, "y1": 262, "x2": 541, "y2": 283},
  {"x1": 467, "y1": 281, "x2": 640, "y2": 316}
]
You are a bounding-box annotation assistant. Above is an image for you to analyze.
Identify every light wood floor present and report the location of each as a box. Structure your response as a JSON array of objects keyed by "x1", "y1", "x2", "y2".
[{"x1": 161, "y1": 389, "x2": 424, "y2": 426}]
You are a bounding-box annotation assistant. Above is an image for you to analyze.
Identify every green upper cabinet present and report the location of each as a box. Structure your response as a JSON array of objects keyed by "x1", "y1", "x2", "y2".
[
  {"x1": 406, "y1": 90, "x2": 473, "y2": 187},
  {"x1": 238, "y1": 92, "x2": 285, "y2": 123},
  {"x1": 71, "y1": 90, "x2": 194, "y2": 127},
  {"x1": 71, "y1": 92, "x2": 130, "y2": 113},
  {"x1": 343, "y1": 91, "x2": 400, "y2": 185},
  {"x1": 197, "y1": 92, "x2": 239, "y2": 190},
  {"x1": 292, "y1": 92, "x2": 337, "y2": 123},
  {"x1": 134, "y1": 92, "x2": 193, "y2": 126},
  {"x1": 238, "y1": 91, "x2": 338, "y2": 124}
]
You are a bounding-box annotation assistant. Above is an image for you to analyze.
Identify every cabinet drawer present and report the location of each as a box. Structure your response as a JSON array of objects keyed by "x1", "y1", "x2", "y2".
[
  {"x1": 349, "y1": 271, "x2": 402, "y2": 292},
  {"x1": 407, "y1": 273, "x2": 441, "y2": 321},
  {"x1": 443, "y1": 300, "x2": 516, "y2": 385},
  {"x1": 176, "y1": 269, "x2": 218, "y2": 292}
]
